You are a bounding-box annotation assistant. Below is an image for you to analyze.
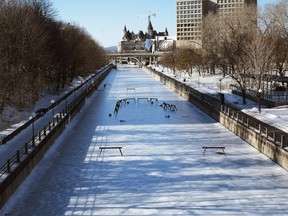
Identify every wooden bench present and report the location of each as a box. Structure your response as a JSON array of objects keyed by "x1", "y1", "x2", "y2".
[
  {"x1": 202, "y1": 146, "x2": 226, "y2": 156},
  {"x1": 149, "y1": 98, "x2": 158, "y2": 102},
  {"x1": 104, "y1": 84, "x2": 111, "y2": 88},
  {"x1": 137, "y1": 97, "x2": 149, "y2": 101},
  {"x1": 99, "y1": 146, "x2": 123, "y2": 156},
  {"x1": 124, "y1": 98, "x2": 136, "y2": 103}
]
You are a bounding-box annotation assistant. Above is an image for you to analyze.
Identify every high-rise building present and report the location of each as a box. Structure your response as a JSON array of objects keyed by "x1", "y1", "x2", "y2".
[
  {"x1": 176, "y1": 0, "x2": 204, "y2": 48},
  {"x1": 176, "y1": 0, "x2": 257, "y2": 48},
  {"x1": 217, "y1": 0, "x2": 257, "y2": 14}
]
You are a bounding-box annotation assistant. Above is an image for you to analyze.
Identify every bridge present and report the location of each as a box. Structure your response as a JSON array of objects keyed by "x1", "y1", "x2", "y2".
[
  {"x1": 107, "y1": 52, "x2": 165, "y2": 65},
  {"x1": 2, "y1": 65, "x2": 288, "y2": 215}
]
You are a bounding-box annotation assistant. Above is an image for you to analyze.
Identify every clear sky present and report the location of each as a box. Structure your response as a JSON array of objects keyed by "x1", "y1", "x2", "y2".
[{"x1": 50, "y1": 0, "x2": 277, "y2": 48}]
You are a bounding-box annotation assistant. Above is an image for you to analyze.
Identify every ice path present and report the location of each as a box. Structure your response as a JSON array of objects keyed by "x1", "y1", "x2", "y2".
[{"x1": 2, "y1": 66, "x2": 288, "y2": 216}]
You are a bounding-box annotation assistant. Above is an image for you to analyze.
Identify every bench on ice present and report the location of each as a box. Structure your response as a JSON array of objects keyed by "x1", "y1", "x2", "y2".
[
  {"x1": 202, "y1": 146, "x2": 226, "y2": 156},
  {"x1": 99, "y1": 146, "x2": 123, "y2": 156}
]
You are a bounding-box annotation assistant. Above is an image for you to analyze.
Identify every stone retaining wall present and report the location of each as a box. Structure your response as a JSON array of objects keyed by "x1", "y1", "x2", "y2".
[
  {"x1": 145, "y1": 67, "x2": 288, "y2": 171},
  {"x1": 0, "y1": 65, "x2": 113, "y2": 208}
]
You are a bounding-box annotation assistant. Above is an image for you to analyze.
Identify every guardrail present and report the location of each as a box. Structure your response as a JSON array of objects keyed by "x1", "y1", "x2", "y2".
[
  {"x1": 230, "y1": 84, "x2": 288, "y2": 107},
  {"x1": 148, "y1": 67, "x2": 288, "y2": 150},
  {"x1": 0, "y1": 64, "x2": 113, "y2": 145},
  {"x1": 0, "y1": 64, "x2": 113, "y2": 180}
]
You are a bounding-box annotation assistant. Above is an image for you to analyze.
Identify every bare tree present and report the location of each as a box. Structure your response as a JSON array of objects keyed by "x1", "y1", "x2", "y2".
[
  {"x1": 176, "y1": 47, "x2": 204, "y2": 78},
  {"x1": 202, "y1": 13, "x2": 224, "y2": 76},
  {"x1": 159, "y1": 44, "x2": 177, "y2": 75},
  {"x1": 0, "y1": 0, "x2": 108, "y2": 112},
  {"x1": 244, "y1": 30, "x2": 275, "y2": 112},
  {"x1": 203, "y1": 5, "x2": 259, "y2": 105},
  {"x1": 260, "y1": 0, "x2": 288, "y2": 77}
]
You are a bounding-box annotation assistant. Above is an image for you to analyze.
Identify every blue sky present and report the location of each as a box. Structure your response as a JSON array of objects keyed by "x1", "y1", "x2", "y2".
[{"x1": 50, "y1": 0, "x2": 277, "y2": 48}]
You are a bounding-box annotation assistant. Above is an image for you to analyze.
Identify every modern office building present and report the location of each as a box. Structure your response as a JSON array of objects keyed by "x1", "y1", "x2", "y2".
[
  {"x1": 176, "y1": 0, "x2": 257, "y2": 48},
  {"x1": 217, "y1": 0, "x2": 257, "y2": 14},
  {"x1": 176, "y1": 0, "x2": 204, "y2": 48}
]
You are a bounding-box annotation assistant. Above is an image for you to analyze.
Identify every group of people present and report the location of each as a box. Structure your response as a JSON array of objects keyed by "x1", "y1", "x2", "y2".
[
  {"x1": 160, "y1": 102, "x2": 177, "y2": 111},
  {"x1": 109, "y1": 98, "x2": 177, "y2": 120}
]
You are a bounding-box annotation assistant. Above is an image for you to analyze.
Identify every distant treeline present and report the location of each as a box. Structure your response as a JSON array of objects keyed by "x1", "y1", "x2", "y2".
[{"x1": 0, "y1": 0, "x2": 109, "y2": 110}]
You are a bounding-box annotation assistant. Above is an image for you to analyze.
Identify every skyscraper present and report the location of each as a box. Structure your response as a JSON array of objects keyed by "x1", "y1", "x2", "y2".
[
  {"x1": 176, "y1": 0, "x2": 204, "y2": 47},
  {"x1": 176, "y1": 0, "x2": 257, "y2": 48}
]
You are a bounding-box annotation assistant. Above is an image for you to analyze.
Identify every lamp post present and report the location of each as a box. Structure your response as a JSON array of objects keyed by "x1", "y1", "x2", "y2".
[
  {"x1": 73, "y1": 86, "x2": 76, "y2": 99},
  {"x1": 51, "y1": 99, "x2": 55, "y2": 126},
  {"x1": 64, "y1": 91, "x2": 68, "y2": 113},
  {"x1": 219, "y1": 78, "x2": 225, "y2": 105},
  {"x1": 258, "y1": 89, "x2": 262, "y2": 114},
  {"x1": 31, "y1": 113, "x2": 35, "y2": 147},
  {"x1": 219, "y1": 78, "x2": 222, "y2": 93}
]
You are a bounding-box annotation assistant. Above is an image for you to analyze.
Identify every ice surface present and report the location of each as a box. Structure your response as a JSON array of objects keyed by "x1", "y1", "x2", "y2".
[{"x1": 1, "y1": 66, "x2": 288, "y2": 216}]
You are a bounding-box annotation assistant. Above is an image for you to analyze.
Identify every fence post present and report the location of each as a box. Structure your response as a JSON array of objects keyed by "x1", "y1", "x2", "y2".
[
  {"x1": 25, "y1": 142, "x2": 28, "y2": 154},
  {"x1": 259, "y1": 124, "x2": 261, "y2": 134},
  {"x1": 273, "y1": 132, "x2": 276, "y2": 143},
  {"x1": 44, "y1": 126, "x2": 46, "y2": 136},
  {"x1": 16, "y1": 150, "x2": 21, "y2": 163},
  {"x1": 39, "y1": 131, "x2": 41, "y2": 141},
  {"x1": 247, "y1": 118, "x2": 249, "y2": 127},
  {"x1": 7, "y1": 159, "x2": 11, "y2": 173},
  {"x1": 32, "y1": 137, "x2": 35, "y2": 147},
  {"x1": 281, "y1": 135, "x2": 286, "y2": 148}
]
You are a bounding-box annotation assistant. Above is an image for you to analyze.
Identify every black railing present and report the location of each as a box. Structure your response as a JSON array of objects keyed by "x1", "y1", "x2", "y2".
[
  {"x1": 150, "y1": 68, "x2": 288, "y2": 149},
  {"x1": 0, "y1": 64, "x2": 113, "y2": 180}
]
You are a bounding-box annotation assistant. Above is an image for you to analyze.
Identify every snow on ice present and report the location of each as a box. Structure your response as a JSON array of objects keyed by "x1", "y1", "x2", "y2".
[{"x1": 1, "y1": 66, "x2": 288, "y2": 215}]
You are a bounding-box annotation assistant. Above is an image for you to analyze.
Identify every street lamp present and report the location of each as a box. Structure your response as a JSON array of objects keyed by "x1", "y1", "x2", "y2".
[
  {"x1": 219, "y1": 78, "x2": 222, "y2": 93},
  {"x1": 30, "y1": 113, "x2": 35, "y2": 147},
  {"x1": 219, "y1": 78, "x2": 225, "y2": 105},
  {"x1": 258, "y1": 89, "x2": 262, "y2": 114},
  {"x1": 64, "y1": 91, "x2": 68, "y2": 113},
  {"x1": 51, "y1": 99, "x2": 55, "y2": 126},
  {"x1": 73, "y1": 86, "x2": 76, "y2": 99}
]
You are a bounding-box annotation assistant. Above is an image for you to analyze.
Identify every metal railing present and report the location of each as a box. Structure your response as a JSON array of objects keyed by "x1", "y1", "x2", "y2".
[
  {"x1": 0, "y1": 64, "x2": 113, "y2": 180},
  {"x1": 151, "y1": 68, "x2": 288, "y2": 149},
  {"x1": 230, "y1": 84, "x2": 288, "y2": 103}
]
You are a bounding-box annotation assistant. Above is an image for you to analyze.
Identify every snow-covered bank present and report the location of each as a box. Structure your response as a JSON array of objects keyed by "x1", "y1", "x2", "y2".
[{"x1": 152, "y1": 65, "x2": 288, "y2": 134}]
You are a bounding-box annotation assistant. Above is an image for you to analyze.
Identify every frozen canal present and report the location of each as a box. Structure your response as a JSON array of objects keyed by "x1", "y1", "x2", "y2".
[{"x1": 2, "y1": 66, "x2": 288, "y2": 216}]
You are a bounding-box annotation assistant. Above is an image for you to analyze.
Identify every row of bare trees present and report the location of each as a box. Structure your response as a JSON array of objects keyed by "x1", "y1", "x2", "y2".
[
  {"x1": 161, "y1": 1, "x2": 288, "y2": 105},
  {"x1": 0, "y1": 0, "x2": 108, "y2": 110}
]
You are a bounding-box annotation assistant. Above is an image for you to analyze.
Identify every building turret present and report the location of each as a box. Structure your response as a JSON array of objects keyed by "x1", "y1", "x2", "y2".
[
  {"x1": 147, "y1": 21, "x2": 154, "y2": 39},
  {"x1": 164, "y1": 27, "x2": 169, "y2": 36},
  {"x1": 122, "y1": 25, "x2": 132, "y2": 41}
]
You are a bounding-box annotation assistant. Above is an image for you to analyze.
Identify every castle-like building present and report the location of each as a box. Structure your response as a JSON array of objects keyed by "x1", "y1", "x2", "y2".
[{"x1": 117, "y1": 21, "x2": 174, "y2": 53}]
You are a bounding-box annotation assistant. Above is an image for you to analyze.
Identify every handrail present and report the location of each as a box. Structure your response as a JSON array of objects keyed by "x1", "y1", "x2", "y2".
[
  {"x1": 0, "y1": 64, "x2": 113, "y2": 180},
  {"x1": 0, "y1": 63, "x2": 113, "y2": 145},
  {"x1": 150, "y1": 68, "x2": 288, "y2": 149}
]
